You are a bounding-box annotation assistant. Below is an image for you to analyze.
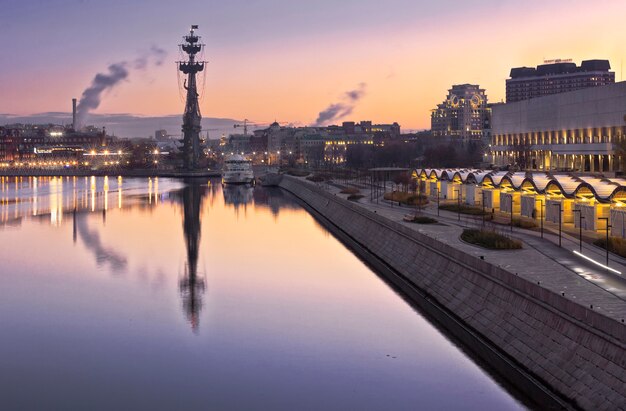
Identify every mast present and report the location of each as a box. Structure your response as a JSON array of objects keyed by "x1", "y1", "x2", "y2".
[{"x1": 178, "y1": 25, "x2": 206, "y2": 170}]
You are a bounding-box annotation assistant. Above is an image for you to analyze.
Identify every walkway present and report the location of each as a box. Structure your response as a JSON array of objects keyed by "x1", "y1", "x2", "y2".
[{"x1": 309, "y1": 178, "x2": 626, "y2": 322}]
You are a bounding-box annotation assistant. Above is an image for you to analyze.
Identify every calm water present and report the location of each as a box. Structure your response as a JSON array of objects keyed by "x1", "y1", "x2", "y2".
[{"x1": 0, "y1": 176, "x2": 526, "y2": 410}]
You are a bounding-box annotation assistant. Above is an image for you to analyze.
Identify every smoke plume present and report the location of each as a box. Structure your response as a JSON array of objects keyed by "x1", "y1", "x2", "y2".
[
  {"x1": 74, "y1": 47, "x2": 167, "y2": 129},
  {"x1": 314, "y1": 83, "x2": 367, "y2": 126}
]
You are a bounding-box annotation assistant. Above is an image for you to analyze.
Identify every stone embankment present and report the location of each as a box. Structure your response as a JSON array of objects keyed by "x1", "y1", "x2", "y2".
[{"x1": 278, "y1": 175, "x2": 625, "y2": 411}]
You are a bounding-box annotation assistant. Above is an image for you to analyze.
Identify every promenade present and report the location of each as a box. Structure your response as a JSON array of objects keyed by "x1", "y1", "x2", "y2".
[
  {"x1": 281, "y1": 175, "x2": 626, "y2": 409},
  {"x1": 315, "y1": 177, "x2": 626, "y2": 324}
]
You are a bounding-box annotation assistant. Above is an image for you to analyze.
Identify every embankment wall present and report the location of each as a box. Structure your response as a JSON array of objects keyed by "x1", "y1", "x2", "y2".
[{"x1": 279, "y1": 176, "x2": 626, "y2": 410}]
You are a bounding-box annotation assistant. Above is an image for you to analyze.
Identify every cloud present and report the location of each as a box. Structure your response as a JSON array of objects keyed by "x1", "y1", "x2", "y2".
[{"x1": 314, "y1": 83, "x2": 367, "y2": 126}]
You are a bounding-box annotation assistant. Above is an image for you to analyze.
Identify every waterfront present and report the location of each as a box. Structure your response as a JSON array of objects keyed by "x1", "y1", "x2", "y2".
[{"x1": 0, "y1": 176, "x2": 525, "y2": 410}]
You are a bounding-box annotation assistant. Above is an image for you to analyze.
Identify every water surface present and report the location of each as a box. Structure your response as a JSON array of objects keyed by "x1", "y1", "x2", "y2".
[{"x1": 0, "y1": 176, "x2": 526, "y2": 410}]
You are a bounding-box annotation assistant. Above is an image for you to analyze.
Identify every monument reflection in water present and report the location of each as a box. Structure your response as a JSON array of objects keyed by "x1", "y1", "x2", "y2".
[
  {"x1": 177, "y1": 180, "x2": 207, "y2": 331},
  {"x1": 0, "y1": 176, "x2": 526, "y2": 410}
]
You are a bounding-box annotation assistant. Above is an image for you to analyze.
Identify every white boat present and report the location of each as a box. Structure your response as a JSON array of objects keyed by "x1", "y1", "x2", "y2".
[{"x1": 222, "y1": 154, "x2": 254, "y2": 185}]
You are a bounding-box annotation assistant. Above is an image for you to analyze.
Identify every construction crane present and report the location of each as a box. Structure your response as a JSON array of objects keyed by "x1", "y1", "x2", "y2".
[
  {"x1": 234, "y1": 119, "x2": 291, "y2": 135},
  {"x1": 233, "y1": 119, "x2": 269, "y2": 136}
]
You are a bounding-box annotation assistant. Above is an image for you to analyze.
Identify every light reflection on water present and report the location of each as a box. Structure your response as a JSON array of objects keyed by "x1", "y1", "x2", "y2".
[{"x1": 0, "y1": 176, "x2": 526, "y2": 410}]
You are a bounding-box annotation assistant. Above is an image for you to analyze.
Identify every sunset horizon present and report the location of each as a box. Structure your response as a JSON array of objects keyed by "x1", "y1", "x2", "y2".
[{"x1": 3, "y1": 0, "x2": 625, "y2": 132}]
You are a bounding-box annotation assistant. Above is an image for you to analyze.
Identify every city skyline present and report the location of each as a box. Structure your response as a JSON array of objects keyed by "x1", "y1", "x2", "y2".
[{"x1": 2, "y1": 0, "x2": 625, "y2": 131}]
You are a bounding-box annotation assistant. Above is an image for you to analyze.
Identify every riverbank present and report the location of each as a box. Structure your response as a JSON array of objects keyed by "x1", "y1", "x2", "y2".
[{"x1": 278, "y1": 175, "x2": 626, "y2": 411}]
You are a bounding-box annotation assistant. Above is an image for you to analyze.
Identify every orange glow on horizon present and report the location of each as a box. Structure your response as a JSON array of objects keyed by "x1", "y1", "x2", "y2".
[{"x1": 2, "y1": 1, "x2": 625, "y2": 131}]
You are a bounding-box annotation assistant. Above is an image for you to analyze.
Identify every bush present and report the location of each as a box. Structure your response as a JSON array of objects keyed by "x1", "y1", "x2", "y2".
[
  {"x1": 439, "y1": 204, "x2": 488, "y2": 215},
  {"x1": 461, "y1": 229, "x2": 522, "y2": 250},
  {"x1": 340, "y1": 187, "x2": 360, "y2": 195},
  {"x1": 384, "y1": 191, "x2": 429, "y2": 206},
  {"x1": 593, "y1": 236, "x2": 626, "y2": 258},
  {"x1": 286, "y1": 169, "x2": 310, "y2": 177},
  {"x1": 306, "y1": 174, "x2": 327, "y2": 182},
  {"x1": 511, "y1": 218, "x2": 537, "y2": 229},
  {"x1": 404, "y1": 215, "x2": 437, "y2": 224},
  {"x1": 347, "y1": 194, "x2": 364, "y2": 201}
]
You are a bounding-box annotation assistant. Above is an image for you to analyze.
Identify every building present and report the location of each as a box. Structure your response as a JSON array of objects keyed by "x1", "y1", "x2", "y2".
[
  {"x1": 413, "y1": 168, "x2": 626, "y2": 238},
  {"x1": 257, "y1": 120, "x2": 399, "y2": 165},
  {"x1": 155, "y1": 129, "x2": 168, "y2": 141},
  {"x1": 490, "y1": 81, "x2": 626, "y2": 174},
  {"x1": 371, "y1": 122, "x2": 401, "y2": 138},
  {"x1": 506, "y1": 59, "x2": 614, "y2": 103},
  {"x1": 0, "y1": 124, "x2": 111, "y2": 163},
  {"x1": 431, "y1": 84, "x2": 490, "y2": 141}
]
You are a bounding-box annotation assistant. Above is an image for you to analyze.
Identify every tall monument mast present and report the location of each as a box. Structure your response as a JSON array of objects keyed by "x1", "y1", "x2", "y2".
[{"x1": 178, "y1": 25, "x2": 206, "y2": 170}]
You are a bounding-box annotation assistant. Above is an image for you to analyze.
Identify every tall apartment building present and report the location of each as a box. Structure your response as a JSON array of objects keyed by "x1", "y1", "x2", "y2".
[
  {"x1": 431, "y1": 84, "x2": 490, "y2": 141},
  {"x1": 506, "y1": 59, "x2": 614, "y2": 103}
]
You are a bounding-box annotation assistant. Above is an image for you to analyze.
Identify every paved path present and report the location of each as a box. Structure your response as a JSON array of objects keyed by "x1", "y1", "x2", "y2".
[{"x1": 310, "y1": 178, "x2": 626, "y2": 322}]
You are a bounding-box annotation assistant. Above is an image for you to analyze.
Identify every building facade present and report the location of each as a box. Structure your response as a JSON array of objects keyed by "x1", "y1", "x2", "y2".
[
  {"x1": 491, "y1": 81, "x2": 626, "y2": 174},
  {"x1": 0, "y1": 124, "x2": 110, "y2": 163},
  {"x1": 431, "y1": 84, "x2": 490, "y2": 141},
  {"x1": 506, "y1": 59, "x2": 614, "y2": 103}
]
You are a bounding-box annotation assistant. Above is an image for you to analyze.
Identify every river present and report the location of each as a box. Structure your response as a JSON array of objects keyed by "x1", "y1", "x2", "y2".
[{"x1": 0, "y1": 176, "x2": 528, "y2": 410}]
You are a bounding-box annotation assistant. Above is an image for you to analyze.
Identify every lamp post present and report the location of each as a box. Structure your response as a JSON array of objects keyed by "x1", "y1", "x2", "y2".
[
  {"x1": 482, "y1": 190, "x2": 487, "y2": 227},
  {"x1": 454, "y1": 189, "x2": 461, "y2": 221},
  {"x1": 598, "y1": 217, "x2": 611, "y2": 267},
  {"x1": 510, "y1": 196, "x2": 514, "y2": 232},
  {"x1": 535, "y1": 198, "x2": 544, "y2": 238},
  {"x1": 553, "y1": 202, "x2": 562, "y2": 247},
  {"x1": 436, "y1": 186, "x2": 440, "y2": 217},
  {"x1": 572, "y1": 209, "x2": 584, "y2": 253}
]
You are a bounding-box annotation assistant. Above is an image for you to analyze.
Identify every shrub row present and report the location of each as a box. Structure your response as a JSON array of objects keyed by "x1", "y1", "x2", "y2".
[
  {"x1": 461, "y1": 229, "x2": 522, "y2": 250},
  {"x1": 383, "y1": 191, "x2": 429, "y2": 206},
  {"x1": 593, "y1": 236, "x2": 626, "y2": 258},
  {"x1": 439, "y1": 204, "x2": 488, "y2": 216}
]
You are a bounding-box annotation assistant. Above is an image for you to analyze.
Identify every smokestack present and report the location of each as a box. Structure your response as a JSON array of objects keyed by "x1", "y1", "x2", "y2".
[{"x1": 72, "y1": 98, "x2": 77, "y2": 130}]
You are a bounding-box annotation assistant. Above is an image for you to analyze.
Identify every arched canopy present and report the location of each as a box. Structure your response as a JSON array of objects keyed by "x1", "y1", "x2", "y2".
[
  {"x1": 551, "y1": 175, "x2": 580, "y2": 197},
  {"x1": 520, "y1": 179, "x2": 540, "y2": 194},
  {"x1": 452, "y1": 170, "x2": 473, "y2": 184},
  {"x1": 527, "y1": 173, "x2": 553, "y2": 192},
  {"x1": 611, "y1": 187, "x2": 626, "y2": 204},
  {"x1": 545, "y1": 181, "x2": 567, "y2": 198},
  {"x1": 471, "y1": 171, "x2": 493, "y2": 185},
  {"x1": 481, "y1": 171, "x2": 508, "y2": 188},
  {"x1": 577, "y1": 176, "x2": 620, "y2": 201},
  {"x1": 415, "y1": 168, "x2": 626, "y2": 204}
]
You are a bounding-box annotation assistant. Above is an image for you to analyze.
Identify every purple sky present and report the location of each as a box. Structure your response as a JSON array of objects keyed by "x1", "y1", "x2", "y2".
[{"x1": 1, "y1": 0, "x2": 624, "y2": 135}]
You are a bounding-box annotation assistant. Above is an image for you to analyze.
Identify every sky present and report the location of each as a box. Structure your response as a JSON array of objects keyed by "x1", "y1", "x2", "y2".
[{"x1": 1, "y1": 0, "x2": 626, "y2": 135}]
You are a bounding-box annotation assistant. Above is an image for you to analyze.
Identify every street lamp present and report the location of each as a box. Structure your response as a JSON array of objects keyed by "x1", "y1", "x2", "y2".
[
  {"x1": 598, "y1": 217, "x2": 612, "y2": 267},
  {"x1": 454, "y1": 189, "x2": 461, "y2": 221},
  {"x1": 535, "y1": 198, "x2": 544, "y2": 238},
  {"x1": 435, "y1": 186, "x2": 440, "y2": 217},
  {"x1": 552, "y1": 202, "x2": 562, "y2": 247},
  {"x1": 482, "y1": 190, "x2": 487, "y2": 227},
  {"x1": 510, "y1": 196, "x2": 515, "y2": 232},
  {"x1": 572, "y1": 209, "x2": 584, "y2": 253}
]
